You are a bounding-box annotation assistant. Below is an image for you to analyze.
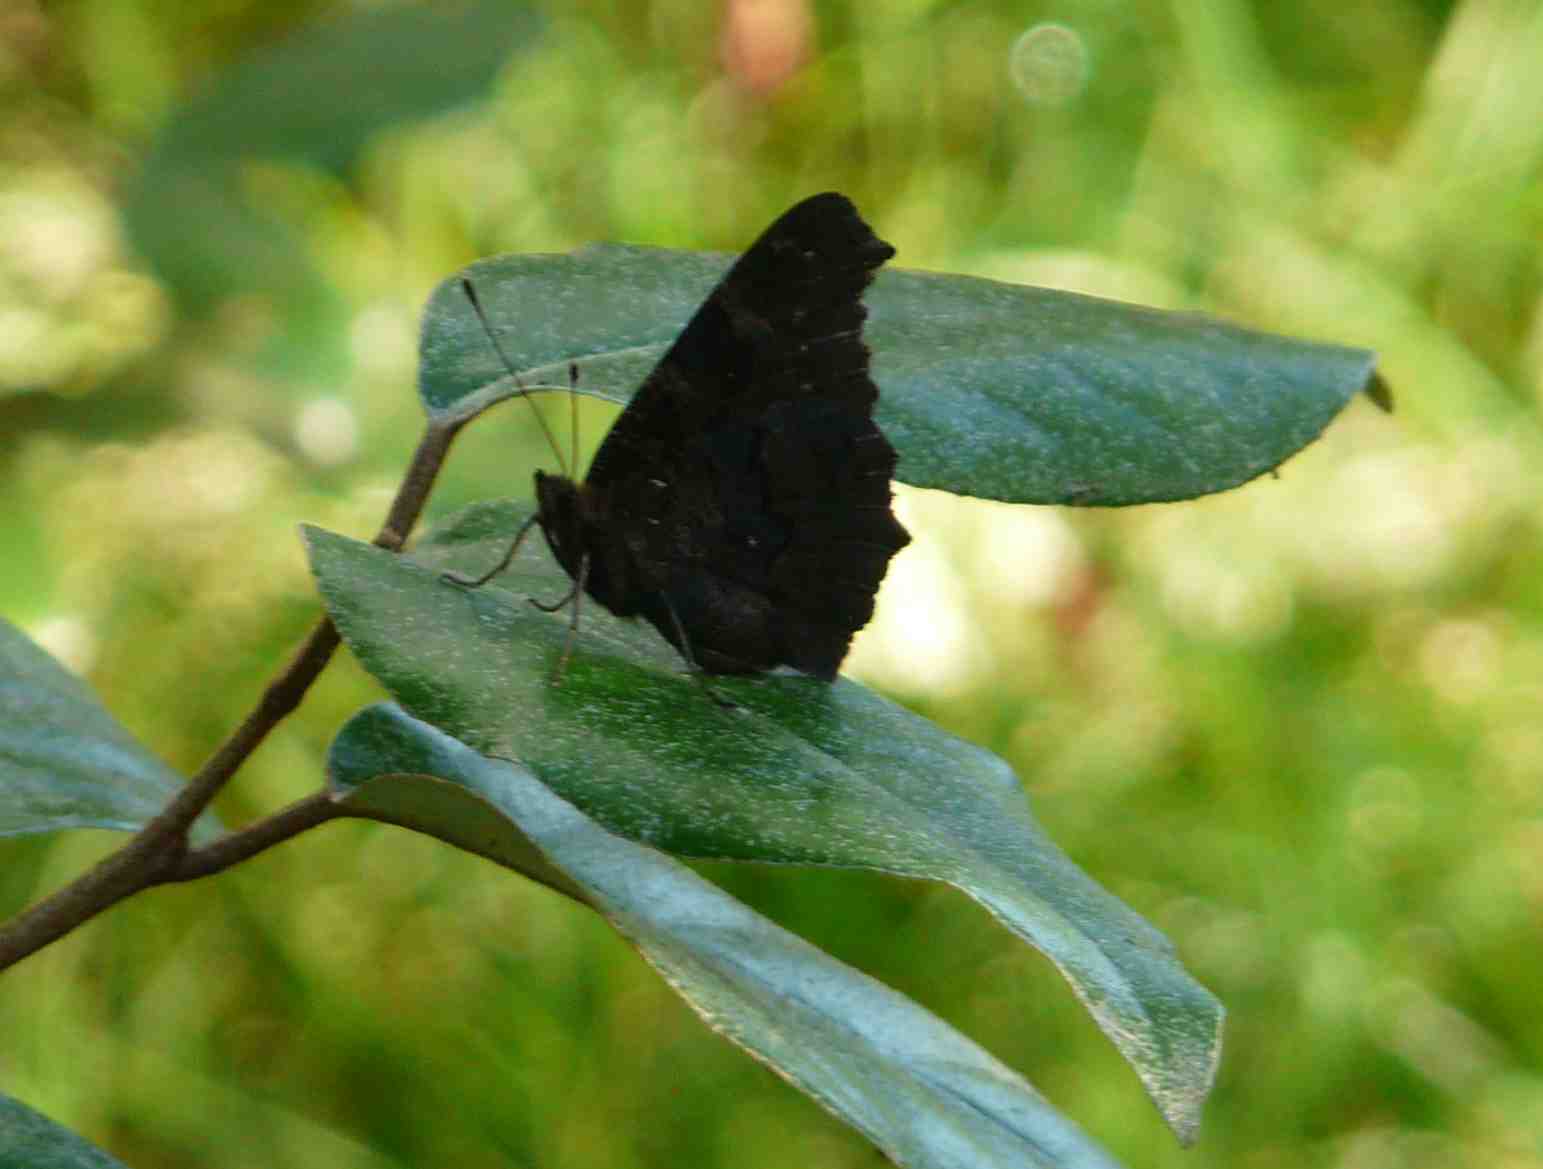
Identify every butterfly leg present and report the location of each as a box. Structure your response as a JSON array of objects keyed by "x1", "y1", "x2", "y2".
[
  {"x1": 545, "y1": 553, "x2": 589, "y2": 682},
  {"x1": 528, "y1": 578, "x2": 580, "y2": 613},
  {"x1": 442, "y1": 512, "x2": 541, "y2": 588},
  {"x1": 659, "y1": 593, "x2": 737, "y2": 709}
]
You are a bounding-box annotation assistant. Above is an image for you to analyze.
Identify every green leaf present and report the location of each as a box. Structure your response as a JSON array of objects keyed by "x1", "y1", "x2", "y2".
[
  {"x1": 0, "y1": 619, "x2": 213, "y2": 840},
  {"x1": 303, "y1": 516, "x2": 1222, "y2": 1141},
  {"x1": 123, "y1": 2, "x2": 542, "y2": 379},
  {"x1": 149, "y1": 2, "x2": 541, "y2": 175},
  {"x1": 330, "y1": 703, "x2": 1128, "y2": 1169},
  {"x1": 419, "y1": 243, "x2": 1377, "y2": 505},
  {"x1": 0, "y1": 1093, "x2": 129, "y2": 1168}
]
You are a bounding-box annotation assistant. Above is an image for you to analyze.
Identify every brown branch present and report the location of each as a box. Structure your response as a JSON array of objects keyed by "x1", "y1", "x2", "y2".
[
  {"x1": 376, "y1": 418, "x2": 463, "y2": 553},
  {"x1": 155, "y1": 619, "x2": 343, "y2": 839},
  {"x1": 0, "y1": 829, "x2": 180, "y2": 970},
  {"x1": 172, "y1": 792, "x2": 345, "y2": 879},
  {"x1": 0, "y1": 418, "x2": 466, "y2": 973}
]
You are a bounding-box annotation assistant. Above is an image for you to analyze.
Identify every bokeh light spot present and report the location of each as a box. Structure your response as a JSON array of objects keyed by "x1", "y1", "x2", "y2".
[
  {"x1": 29, "y1": 615, "x2": 97, "y2": 675},
  {"x1": 1008, "y1": 23, "x2": 1089, "y2": 107},
  {"x1": 295, "y1": 397, "x2": 360, "y2": 467}
]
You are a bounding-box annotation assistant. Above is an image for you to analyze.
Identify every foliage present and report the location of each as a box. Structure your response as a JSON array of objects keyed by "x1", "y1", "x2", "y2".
[
  {"x1": 3, "y1": 1, "x2": 1538, "y2": 1168},
  {"x1": 4, "y1": 226, "x2": 1371, "y2": 1163}
]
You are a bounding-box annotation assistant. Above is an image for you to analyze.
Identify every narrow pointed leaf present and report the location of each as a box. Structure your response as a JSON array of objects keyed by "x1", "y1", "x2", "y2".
[
  {"x1": 420, "y1": 244, "x2": 1376, "y2": 504},
  {"x1": 330, "y1": 703, "x2": 1127, "y2": 1169},
  {"x1": 123, "y1": 2, "x2": 541, "y2": 380},
  {"x1": 304, "y1": 517, "x2": 1222, "y2": 1140},
  {"x1": 0, "y1": 619, "x2": 213, "y2": 839},
  {"x1": 148, "y1": 2, "x2": 540, "y2": 174}
]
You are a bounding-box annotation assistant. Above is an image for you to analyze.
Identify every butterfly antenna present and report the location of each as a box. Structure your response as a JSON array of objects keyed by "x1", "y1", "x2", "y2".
[
  {"x1": 460, "y1": 278, "x2": 570, "y2": 477},
  {"x1": 568, "y1": 362, "x2": 580, "y2": 481}
]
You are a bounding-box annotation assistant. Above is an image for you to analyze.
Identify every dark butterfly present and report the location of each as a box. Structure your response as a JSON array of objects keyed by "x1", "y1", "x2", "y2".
[{"x1": 451, "y1": 192, "x2": 910, "y2": 680}]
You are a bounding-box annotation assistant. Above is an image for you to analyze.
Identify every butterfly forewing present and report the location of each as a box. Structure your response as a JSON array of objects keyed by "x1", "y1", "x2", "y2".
[{"x1": 584, "y1": 192, "x2": 896, "y2": 483}]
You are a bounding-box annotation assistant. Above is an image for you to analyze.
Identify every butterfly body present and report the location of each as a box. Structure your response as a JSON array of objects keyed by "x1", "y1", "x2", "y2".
[{"x1": 483, "y1": 193, "x2": 909, "y2": 680}]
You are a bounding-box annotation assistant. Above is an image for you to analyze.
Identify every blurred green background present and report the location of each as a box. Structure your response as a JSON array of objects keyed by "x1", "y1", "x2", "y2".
[{"x1": 2, "y1": 0, "x2": 1541, "y2": 1166}]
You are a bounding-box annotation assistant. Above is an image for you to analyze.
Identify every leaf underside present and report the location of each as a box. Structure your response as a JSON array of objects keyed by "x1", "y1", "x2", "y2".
[
  {"x1": 305, "y1": 518, "x2": 1222, "y2": 1142},
  {"x1": 330, "y1": 703, "x2": 1129, "y2": 1169}
]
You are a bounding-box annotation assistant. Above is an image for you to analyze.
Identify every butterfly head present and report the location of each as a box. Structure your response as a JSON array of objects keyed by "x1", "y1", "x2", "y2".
[{"x1": 533, "y1": 470, "x2": 586, "y2": 578}]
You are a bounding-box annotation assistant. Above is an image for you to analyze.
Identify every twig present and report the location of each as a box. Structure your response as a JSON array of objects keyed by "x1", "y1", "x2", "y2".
[
  {"x1": 172, "y1": 792, "x2": 345, "y2": 879},
  {"x1": 0, "y1": 418, "x2": 465, "y2": 972}
]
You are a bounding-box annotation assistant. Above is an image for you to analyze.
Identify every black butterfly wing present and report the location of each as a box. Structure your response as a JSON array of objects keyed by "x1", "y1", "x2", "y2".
[
  {"x1": 583, "y1": 192, "x2": 908, "y2": 677},
  {"x1": 586, "y1": 193, "x2": 894, "y2": 473}
]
